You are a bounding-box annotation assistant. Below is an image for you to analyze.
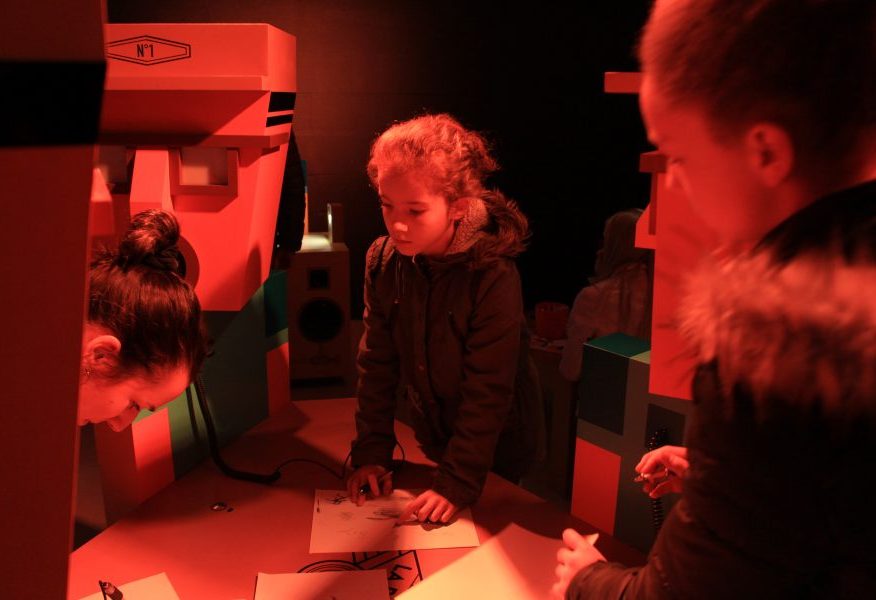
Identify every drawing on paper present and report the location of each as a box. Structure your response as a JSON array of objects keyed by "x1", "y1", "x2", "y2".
[
  {"x1": 298, "y1": 550, "x2": 423, "y2": 597},
  {"x1": 310, "y1": 489, "x2": 480, "y2": 553},
  {"x1": 254, "y1": 570, "x2": 389, "y2": 600}
]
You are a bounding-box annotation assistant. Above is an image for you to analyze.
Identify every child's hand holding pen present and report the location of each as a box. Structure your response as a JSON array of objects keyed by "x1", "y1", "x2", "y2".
[
  {"x1": 633, "y1": 445, "x2": 689, "y2": 498},
  {"x1": 346, "y1": 465, "x2": 393, "y2": 505}
]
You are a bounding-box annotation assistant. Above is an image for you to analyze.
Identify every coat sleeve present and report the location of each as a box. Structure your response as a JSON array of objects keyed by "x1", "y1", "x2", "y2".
[
  {"x1": 566, "y1": 561, "x2": 669, "y2": 600},
  {"x1": 566, "y1": 497, "x2": 710, "y2": 599},
  {"x1": 351, "y1": 238, "x2": 400, "y2": 469},
  {"x1": 431, "y1": 262, "x2": 524, "y2": 507}
]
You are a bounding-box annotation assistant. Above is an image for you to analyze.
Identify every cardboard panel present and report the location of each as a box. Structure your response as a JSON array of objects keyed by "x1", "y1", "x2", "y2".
[
  {"x1": 570, "y1": 439, "x2": 621, "y2": 534},
  {"x1": 201, "y1": 290, "x2": 270, "y2": 441},
  {"x1": 100, "y1": 23, "x2": 298, "y2": 311},
  {"x1": 1, "y1": 8, "x2": 104, "y2": 593},
  {"x1": 577, "y1": 335, "x2": 647, "y2": 435},
  {"x1": 574, "y1": 348, "x2": 693, "y2": 553},
  {"x1": 167, "y1": 386, "x2": 208, "y2": 478},
  {"x1": 131, "y1": 409, "x2": 176, "y2": 501},
  {"x1": 93, "y1": 422, "x2": 138, "y2": 524},
  {"x1": 168, "y1": 297, "x2": 271, "y2": 477},
  {"x1": 267, "y1": 343, "x2": 291, "y2": 416},
  {"x1": 644, "y1": 172, "x2": 718, "y2": 400},
  {"x1": 103, "y1": 23, "x2": 296, "y2": 93},
  {"x1": 264, "y1": 269, "x2": 289, "y2": 337}
]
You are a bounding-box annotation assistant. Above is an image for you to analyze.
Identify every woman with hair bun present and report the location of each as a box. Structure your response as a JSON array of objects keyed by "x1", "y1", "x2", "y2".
[{"x1": 78, "y1": 209, "x2": 207, "y2": 432}]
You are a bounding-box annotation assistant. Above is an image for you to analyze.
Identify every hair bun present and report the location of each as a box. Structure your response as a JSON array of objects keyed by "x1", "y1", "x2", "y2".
[{"x1": 118, "y1": 209, "x2": 184, "y2": 274}]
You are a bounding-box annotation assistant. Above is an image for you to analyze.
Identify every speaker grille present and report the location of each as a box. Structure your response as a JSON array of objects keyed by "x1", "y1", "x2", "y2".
[{"x1": 298, "y1": 298, "x2": 344, "y2": 342}]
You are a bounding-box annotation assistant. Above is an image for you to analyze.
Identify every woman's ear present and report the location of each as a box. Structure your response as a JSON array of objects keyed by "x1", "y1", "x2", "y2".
[
  {"x1": 83, "y1": 334, "x2": 122, "y2": 371},
  {"x1": 745, "y1": 123, "x2": 795, "y2": 187},
  {"x1": 449, "y1": 197, "x2": 470, "y2": 222}
]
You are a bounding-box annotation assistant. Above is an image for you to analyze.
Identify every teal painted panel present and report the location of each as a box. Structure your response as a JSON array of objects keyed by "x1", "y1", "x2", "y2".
[
  {"x1": 168, "y1": 386, "x2": 209, "y2": 477},
  {"x1": 577, "y1": 345, "x2": 630, "y2": 435},
  {"x1": 631, "y1": 350, "x2": 651, "y2": 364},
  {"x1": 201, "y1": 286, "x2": 269, "y2": 444},
  {"x1": 264, "y1": 269, "x2": 288, "y2": 337},
  {"x1": 170, "y1": 286, "x2": 270, "y2": 477},
  {"x1": 586, "y1": 333, "x2": 650, "y2": 358},
  {"x1": 266, "y1": 328, "x2": 289, "y2": 352}
]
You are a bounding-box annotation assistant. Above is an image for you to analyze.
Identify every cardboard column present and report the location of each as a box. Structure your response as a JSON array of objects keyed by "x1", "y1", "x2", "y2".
[{"x1": 0, "y1": 2, "x2": 105, "y2": 598}]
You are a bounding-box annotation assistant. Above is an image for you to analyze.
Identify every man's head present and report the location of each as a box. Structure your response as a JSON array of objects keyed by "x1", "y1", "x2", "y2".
[{"x1": 638, "y1": 0, "x2": 876, "y2": 243}]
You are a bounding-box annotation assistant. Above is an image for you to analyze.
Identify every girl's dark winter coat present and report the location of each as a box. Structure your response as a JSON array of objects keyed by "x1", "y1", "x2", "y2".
[{"x1": 351, "y1": 194, "x2": 543, "y2": 508}]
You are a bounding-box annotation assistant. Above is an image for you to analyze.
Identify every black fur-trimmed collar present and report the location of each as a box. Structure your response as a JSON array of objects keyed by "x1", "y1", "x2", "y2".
[{"x1": 679, "y1": 181, "x2": 876, "y2": 416}]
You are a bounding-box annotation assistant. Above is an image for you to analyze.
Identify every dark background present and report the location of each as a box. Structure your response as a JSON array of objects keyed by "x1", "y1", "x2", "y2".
[{"x1": 108, "y1": 1, "x2": 653, "y2": 316}]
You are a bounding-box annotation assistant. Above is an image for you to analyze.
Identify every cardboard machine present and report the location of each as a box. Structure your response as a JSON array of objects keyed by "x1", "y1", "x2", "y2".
[{"x1": 92, "y1": 22, "x2": 298, "y2": 311}]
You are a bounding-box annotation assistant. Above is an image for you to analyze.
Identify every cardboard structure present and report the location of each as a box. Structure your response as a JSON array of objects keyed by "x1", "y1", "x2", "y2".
[
  {"x1": 571, "y1": 336, "x2": 690, "y2": 552},
  {"x1": 93, "y1": 22, "x2": 297, "y2": 312},
  {"x1": 568, "y1": 74, "x2": 719, "y2": 553},
  {"x1": 0, "y1": 2, "x2": 105, "y2": 598},
  {"x1": 77, "y1": 23, "x2": 298, "y2": 530}
]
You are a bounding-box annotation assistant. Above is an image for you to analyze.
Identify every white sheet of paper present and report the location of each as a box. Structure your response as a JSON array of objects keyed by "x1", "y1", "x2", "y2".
[
  {"x1": 310, "y1": 489, "x2": 480, "y2": 553},
  {"x1": 76, "y1": 573, "x2": 180, "y2": 600},
  {"x1": 254, "y1": 571, "x2": 391, "y2": 600},
  {"x1": 396, "y1": 523, "x2": 565, "y2": 600}
]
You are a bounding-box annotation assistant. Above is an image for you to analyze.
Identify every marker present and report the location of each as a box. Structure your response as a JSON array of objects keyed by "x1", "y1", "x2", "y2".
[{"x1": 359, "y1": 470, "x2": 393, "y2": 495}]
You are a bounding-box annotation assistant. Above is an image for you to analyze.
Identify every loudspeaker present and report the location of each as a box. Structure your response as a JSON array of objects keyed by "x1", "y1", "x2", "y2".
[{"x1": 287, "y1": 237, "x2": 351, "y2": 382}]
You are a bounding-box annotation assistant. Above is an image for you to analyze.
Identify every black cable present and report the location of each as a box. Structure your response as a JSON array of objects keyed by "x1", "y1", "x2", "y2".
[
  {"x1": 187, "y1": 373, "x2": 407, "y2": 487},
  {"x1": 185, "y1": 383, "x2": 202, "y2": 446},
  {"x1": 191, "y1": 376, "x2": 280, "y2": 484},
  {"x1": 273, "y1": 449, "x2": 351, "y2": 481},
  {"x1": 271, "y1": 440, "x2": 406, "y2": 483},
  {"x1": 647, "y1": 428, "x2": 669, "y2": 532}
]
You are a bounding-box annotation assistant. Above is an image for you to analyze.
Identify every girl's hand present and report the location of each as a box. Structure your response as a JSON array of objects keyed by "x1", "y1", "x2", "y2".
[
  {"x1": 634, "y1": 445, "x2": 688, "y2": 498},
  {"x1": 396, "y1": 489, "x2": 458, "y2": 524},
  {"x1": 346, "y1": 465, "x2": 392, "y2": 506},
  {"x1": 550, "y1": 528, "x2": 605, "y2": 599}
]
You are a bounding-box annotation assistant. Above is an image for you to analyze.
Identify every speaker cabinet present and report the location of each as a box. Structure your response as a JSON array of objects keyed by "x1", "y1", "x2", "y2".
[{"x1": 287, "y1": 237, "x2": 351, "y2": 382}]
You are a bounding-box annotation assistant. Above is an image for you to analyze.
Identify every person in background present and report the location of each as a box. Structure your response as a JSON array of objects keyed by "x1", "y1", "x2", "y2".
[
  {"x1": 347, "y1": 114, "x2": 542, "y2": 524},
  {"x1": 559, "y1": 208, "x2": 652, "y2": 381},
  {"x1": 78, "y1": 209, "x2": 208, "y2": 432},
  {"x1": 553, "y1": 0, "x2": 876, "y2": 597}
]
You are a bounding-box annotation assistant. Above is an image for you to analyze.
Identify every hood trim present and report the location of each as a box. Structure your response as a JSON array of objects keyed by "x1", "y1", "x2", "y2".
[{"x1": 679, "y1": 247, "x2": 876, "y2": 416}]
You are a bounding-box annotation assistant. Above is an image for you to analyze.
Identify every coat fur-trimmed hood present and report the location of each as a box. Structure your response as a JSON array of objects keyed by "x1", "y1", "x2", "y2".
[
  {"x1": 440, "y1": 191, "x2": 529, "y2": 269},
  {"x1": 679, "y1": 247, "x2": 876, "y2": 416}
]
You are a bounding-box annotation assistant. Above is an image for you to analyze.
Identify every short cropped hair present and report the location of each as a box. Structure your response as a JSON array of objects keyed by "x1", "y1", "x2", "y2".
[{"x1": 639, "y1": 0, "x2": 876, "y2": 186}]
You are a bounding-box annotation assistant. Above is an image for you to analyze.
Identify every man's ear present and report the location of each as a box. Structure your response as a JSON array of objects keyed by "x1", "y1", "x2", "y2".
[
  {"x1": 449, "y1": 197, "x2": 470, "y2": 222},
  {"x1": 83, "y1": 334, "x2": 122, "y2": 367},
  {"x1": 745, "y1": 123, "x2": 795, "y2": 187}
]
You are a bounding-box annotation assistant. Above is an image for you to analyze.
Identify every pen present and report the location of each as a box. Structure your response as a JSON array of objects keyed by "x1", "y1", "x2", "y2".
[
  {"x1": 359, "y1": 470, "x2": 393, "y2": 495},
  {"x1": 99, "y1": 580, "x2": 124, "y2": 600},
  {"x1": 633, "y1": 467, "x2": 672, "y2": 483}
]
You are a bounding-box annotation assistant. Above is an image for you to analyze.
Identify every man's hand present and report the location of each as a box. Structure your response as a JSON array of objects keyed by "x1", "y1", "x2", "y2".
[
  {"x1": 635, "y1": 445, "x2": 688, "y2": 498},
  {"x1": 550, "y1": 528, "x2": 604, "y2": 599}
]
